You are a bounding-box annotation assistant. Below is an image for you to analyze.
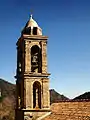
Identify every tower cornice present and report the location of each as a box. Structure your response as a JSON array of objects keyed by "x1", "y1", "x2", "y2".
[
  {"x1": 16, "y1": 35, "x2": 48, "y2": 46},
  {"x1": 22, "y1": 34, "x2": 48, "y2": 40}
]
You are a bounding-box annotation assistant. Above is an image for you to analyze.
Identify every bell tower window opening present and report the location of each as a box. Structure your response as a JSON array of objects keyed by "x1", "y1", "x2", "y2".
[
  {"x1": 22, "y1": 27, "x2": 31, "y2": 35},
  {"x1": 33, "y1": 81, "x2": 41, "y2": 109},
  {"x1": 33, "y1": 27, "x2": 37, "y2": 35},
  {"x1": 31, "y1": 45, "x2": 42, "y2": 73},
  {"x1": 26, "y1": 27, "x2": 31, "y2": 35}
]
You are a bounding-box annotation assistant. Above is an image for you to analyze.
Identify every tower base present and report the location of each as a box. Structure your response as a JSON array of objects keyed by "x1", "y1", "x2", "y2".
[{"x1": 15, "y1": 109, "x2": 51, "y2": 120}]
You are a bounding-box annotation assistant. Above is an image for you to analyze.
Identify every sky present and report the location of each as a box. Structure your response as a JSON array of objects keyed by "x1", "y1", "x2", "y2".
[{"x1": 0, "y1": 0, "x2": 90, "y2": 99}]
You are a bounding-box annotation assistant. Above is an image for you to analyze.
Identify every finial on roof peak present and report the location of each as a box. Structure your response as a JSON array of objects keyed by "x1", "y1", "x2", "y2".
[
  {"x1": 30, "y1": 9, "x2": 33, "y2": 19},
  {"x1": 30, "y1": 14, "x2": 33, "y2": 19},
  {"x1": 22, "y1": 12, "x2": 42, "y2": 35}
]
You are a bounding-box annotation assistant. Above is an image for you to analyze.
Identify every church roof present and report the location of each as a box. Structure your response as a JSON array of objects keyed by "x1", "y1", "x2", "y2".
[
  {"x1": 26, "y1": 14, "x2": 39, "y2": 28},
  {"x1": 21, "y1": 14, "x2": 42, "y2": 35}
]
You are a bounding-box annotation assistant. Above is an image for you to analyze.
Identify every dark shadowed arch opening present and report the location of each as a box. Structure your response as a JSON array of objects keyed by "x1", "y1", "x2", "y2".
[
  {"x1": 22, "y1": 27, "x2": 31, "y2": 35},
  {"x1": 33, "y1": 81, "x2": 41, "y2": 109},
  {"x1": 31, "y1": 45, "x2": 42, "y2": 73},
  {"x1": 33, "y1": 27, "x2": 37, "y2": 35}
]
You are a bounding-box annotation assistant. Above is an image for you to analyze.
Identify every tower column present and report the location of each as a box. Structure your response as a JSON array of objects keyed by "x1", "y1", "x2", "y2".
[
  {"x1": 42, "y1": 78, "x2": 50, "y2": 109},
  {"x1": 24, "y1": 78, "x2": 33, "y2": 109},
  {"x1": 42, "y1": 41, "x2": 47, "y2": 73},
  {"x1": 25, "y1": 41, "x2": 31, "y2": 72}
]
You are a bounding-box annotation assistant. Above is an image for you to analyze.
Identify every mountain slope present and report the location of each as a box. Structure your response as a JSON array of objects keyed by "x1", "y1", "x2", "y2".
[
  {"x1": 0, "y1": 79, "x2": 15, "y2": 120},
  {"x1": 73, "y1": 92, "x2": 90, "y2": 100},
  {"x1": 50, "y1": 89, "x2": 69, "y2": 104},
  {"x1": 0, "y1": 78, "x2": 15, "y2": 97}
]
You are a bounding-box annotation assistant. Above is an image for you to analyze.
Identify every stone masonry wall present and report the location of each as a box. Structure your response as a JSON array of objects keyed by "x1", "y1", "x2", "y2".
[{"x1": 44, "y1": 101, "x2": 90, "y2": 120}]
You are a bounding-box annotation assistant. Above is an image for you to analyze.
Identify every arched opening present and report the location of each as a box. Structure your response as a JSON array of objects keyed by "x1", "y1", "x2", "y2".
[
  {"x1": 22, "y1": 27, "x2": 31, "y2": 35},
  {"x1": 31, "y1": 45, "x2": 42, "y2": 73},
  {"x1": 33, "y1": 81, "x2": 41, "y2": 109},
  {"x1": 33, "y1": 27, "x2": 37, "y2": 35}
]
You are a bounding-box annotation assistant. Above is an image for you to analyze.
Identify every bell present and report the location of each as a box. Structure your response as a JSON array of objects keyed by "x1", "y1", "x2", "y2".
[{"x1": 32, "y1": 54, "x2": 38, "y2": 63}]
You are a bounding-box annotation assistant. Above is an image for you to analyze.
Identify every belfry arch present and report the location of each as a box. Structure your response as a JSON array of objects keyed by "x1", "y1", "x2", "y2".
[
  {"x1": 33, "y1": 81, "x2": 41, "y2": 109},
  {"x1": 31, "y1": 45, "x2": 42, "y2": 73}
]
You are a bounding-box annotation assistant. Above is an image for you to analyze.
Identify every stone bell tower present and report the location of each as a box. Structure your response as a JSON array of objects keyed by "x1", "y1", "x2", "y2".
[{"x1": 15, "y1": 14, "x2": 51, "y2": 120}]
